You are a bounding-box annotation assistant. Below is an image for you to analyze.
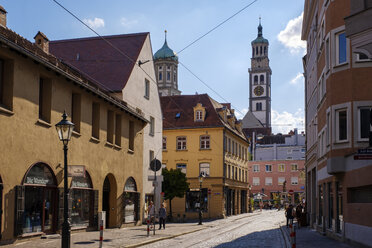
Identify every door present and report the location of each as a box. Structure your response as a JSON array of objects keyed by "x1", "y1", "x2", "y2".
[
  {"x1": 102, "y1": 177, "x2": 110, "y2": 228},
  {"x1": 0, "y1": 182, "x2": 3, "y2": 239}
]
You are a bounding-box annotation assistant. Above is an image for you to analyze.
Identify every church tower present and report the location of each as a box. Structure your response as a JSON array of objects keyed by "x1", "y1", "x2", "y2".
[
  {"x1": 154, "y1": 31, "x2": 181, "y2": 96},
  {"x1": 249, "y1": 18, "x2": 272, "y2": 128}
]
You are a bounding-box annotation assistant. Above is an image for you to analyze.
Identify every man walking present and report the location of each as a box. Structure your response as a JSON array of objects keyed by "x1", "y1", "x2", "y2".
[
  {"x1": 159, "y1": 203, "x2": 166, "y2": 230},
  {"x1": 285, "y1": 204, "x2": 294, "y2": 227}
]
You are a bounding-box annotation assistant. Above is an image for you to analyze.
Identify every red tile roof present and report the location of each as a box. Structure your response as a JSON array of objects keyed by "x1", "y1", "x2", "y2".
[
  {"x1": 49, "y1": 33, "x2": 148, "y2": 92},
  {"x1": 161, "y1": 94, "x2": 248, "y2": 141}
]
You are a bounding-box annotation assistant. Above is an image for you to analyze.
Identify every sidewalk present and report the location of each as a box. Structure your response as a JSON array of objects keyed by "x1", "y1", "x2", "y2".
[
  {"x1": 280, "y1": 223, "x2": 354, "y2": 248},
  {"x1": 4, "y1": 212, "x2": 260, "y2": 248}
]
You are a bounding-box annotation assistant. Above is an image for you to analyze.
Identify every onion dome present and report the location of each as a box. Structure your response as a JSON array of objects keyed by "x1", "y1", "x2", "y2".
[
  {"x1": 251, "y1": 18, "x2": 269, "y2": 45},
  {"x1": 154, "y1": 30, "x2": 178, "y2": 61}
]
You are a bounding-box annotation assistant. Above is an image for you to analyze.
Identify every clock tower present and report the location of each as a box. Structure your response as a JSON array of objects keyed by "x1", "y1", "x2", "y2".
[{"x1": 249, "y1": 18, "x2": 272, "y2": 128}]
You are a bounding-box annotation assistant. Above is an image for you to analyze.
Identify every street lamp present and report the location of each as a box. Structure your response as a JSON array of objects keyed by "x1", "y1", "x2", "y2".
[
  {"x1": 248, "y1": 184, "x2": 252, "y2": 213},
  {"x1": 198, "y1": 172, "x2": 206, "y2": 225},
  {"x1": 55, "y1": 111, "x2": 74, "y2": 248}
]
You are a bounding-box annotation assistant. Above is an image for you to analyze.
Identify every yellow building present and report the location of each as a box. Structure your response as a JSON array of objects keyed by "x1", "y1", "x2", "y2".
[
  {"x1": 161, "y1": 94, "x2": 250, "y2": 219},
  {"x1": 0, "y1": 10, "x2": 147, "y2": 242}
]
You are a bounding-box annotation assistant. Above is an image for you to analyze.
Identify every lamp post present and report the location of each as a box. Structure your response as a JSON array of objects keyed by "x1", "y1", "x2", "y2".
[
  {"x1": 55, "y1": 111, "x2": 74, "y2": 248},
  {"x1": 248, "y1": 185, "x2": 252, "y2": 213},
  {"x1": 198, "y1": 172, "x2": 205, "y2": 225}
]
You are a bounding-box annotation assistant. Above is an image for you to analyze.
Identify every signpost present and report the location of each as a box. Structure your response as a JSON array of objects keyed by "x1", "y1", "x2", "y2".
[{"x1": 150, "y1": 159, "x2": 162, "y2": 236}]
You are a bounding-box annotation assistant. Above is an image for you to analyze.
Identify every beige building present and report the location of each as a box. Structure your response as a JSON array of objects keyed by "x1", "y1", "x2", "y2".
[
  {"x1": 0, "y1": 8, "x2": 147, "y2": 242},
  {"x1": 161, "y1": 94, "x2": 250, "y2": 219},
  {"x1": 302, "y1": 0, "x2": 372, "y2": 246}
]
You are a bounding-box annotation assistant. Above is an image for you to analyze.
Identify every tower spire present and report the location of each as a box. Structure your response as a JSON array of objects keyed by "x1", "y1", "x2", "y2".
[
  {"x1": 258, "y1": 17, "x2": 263, "y2": 37},
  {"x1": 164, "y1": 30, "x2": 167, "y2": 43}
]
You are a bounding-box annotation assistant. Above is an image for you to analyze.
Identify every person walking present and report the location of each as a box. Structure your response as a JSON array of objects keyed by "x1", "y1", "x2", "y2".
[
  {"x1": 285, "y1": 204, "x2": 294, "y2": 227},
  {"x1": 295, "y1": 204, "x2": 303, "y2": 228},
  {"x1": 148, "y1": 201, "x2": 155, "y2": 228},
  {"x1": 158, "y1": 203, "x2": 166, "y2": 230}
]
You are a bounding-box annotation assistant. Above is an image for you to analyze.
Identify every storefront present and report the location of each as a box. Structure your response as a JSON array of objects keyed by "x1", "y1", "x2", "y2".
[
  {"x1": 123, "y1": 177, "x2": 139, "y2": 224},
  {"x1": 70, "y1": 172, "x2": 97, "y2": 228},
  {"x1": 185, "y1": 189, "x2": 208, "y2": 212},
  {"x1": 15, "y1": 163, "x2": 58, "y2": 236}
]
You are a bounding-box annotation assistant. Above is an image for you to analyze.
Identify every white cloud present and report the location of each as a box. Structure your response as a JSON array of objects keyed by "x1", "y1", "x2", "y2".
[
  {"x1": 83, "y1": 17, "x2": 105, "y2": 29},
  {"x1": 277, "y1": 12, "x2": 306, "y2": 54},
  {"x1": 271, "y1": 109, "x2": 304, "y2": 135},
  {"x1": 235, "y1": 108, "x2": 248, "y2": 120},
  {"x1": 120, "y1": 17, "x2": 139, "y2": 28},
  {"x1": 290, "y1": 72, "x2": 304, "y2": 85}
]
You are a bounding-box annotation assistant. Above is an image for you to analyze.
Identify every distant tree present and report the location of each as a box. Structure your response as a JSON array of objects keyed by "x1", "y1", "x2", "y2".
[{"x1": 162, "y1": 168, "x2": 189, "y2": 221}]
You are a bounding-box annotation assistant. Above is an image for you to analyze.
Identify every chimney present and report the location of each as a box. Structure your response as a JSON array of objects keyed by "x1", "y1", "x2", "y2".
[
  {"x1": 0, "y1": 5, "x2": 7, "y2": 27},
  {"x1": 34, "y1": 31, "x2": 49, "y2": 54}
]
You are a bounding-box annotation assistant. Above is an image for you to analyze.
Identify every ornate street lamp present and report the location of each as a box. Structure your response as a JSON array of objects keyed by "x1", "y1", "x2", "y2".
[
  {"x1": 198, "y1": 172, "x2": 206, "y2": 225},
  {"x1": 55, "y1": 111, "x2": 74, "y2": 248}
]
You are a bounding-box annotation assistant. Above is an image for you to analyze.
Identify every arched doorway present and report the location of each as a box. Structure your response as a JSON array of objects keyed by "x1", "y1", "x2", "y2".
[
  {"x1": 102, "y1": 174, "x2": 117, "y2": 228},
  {"x1": 123, "y1": 177, "x2": 139, "y2": 224},
  {"x1": 16, "y1": 163, "x2": 57, "y2": 235}
]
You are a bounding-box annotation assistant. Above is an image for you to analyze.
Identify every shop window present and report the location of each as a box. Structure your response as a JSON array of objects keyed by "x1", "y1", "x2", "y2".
[
  {"x1": 199, "y1": 163, "x2": 210, "y2": 177},
  {"x1": 129, "y1": 120, "x2": 134, "y2": 151},
  {"x1": 92, "y1": 102, "x2": 100, "y2": 139},
  {"x1": 200, "y1": 135, "x2": 210, "y2": 149},
  {"x1": 70, "y1": 173, "x2": 93, "y2": 228},
  {"x1": 115, "y1": 114, "x2": 121, "y2": 146},
  {"x1": 176, "y1": 164, "x2": 187, "y2": 175},
  {"x1": 0, "y1": 58, "x2": 14, "y2": 111},
  {"x1": 123, "y1": 177, "x2": 139, "y2": 223},
  {"x1": 177, "y1": 136, "x2": 187, "y2": 150},
  {"x1": 107, "y1": 110, "x2": 114, "y2": 144},
  {"x1": 38, "y1": 77, "x2": 52, "y2": 123},
  {"x1": 71, "y1": 93, "x2": 81, "y2": 133},
  {"x1": 185, "y1": 189, "x2": 208, "y2": 212}
]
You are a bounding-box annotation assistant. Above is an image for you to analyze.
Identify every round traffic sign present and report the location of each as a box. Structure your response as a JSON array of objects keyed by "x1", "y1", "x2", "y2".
[
  {"x1": 150, "y1": 159, "x2": 162, "y2": 172},
  {"x1": 288, "y1": 190, "x2": 294, "y2": 195}
]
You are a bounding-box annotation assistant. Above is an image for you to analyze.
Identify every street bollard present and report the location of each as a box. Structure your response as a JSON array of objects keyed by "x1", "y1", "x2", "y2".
[
  {"x1": 146, "y1": 218, "x2": 150, "y2": 237},
  {"x1": 289, "y1": 218, "x2": 296, "y2": 248},
  {"x1": 99, "y1": 219, "x2": 104, "y2": 248}
]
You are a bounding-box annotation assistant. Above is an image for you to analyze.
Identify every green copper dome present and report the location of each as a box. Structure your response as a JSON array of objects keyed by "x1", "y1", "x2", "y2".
[
  {"x1": 251, "y1": 21, "x2": 269, "y2": 45},
  {"x1": 154, "y1": 31, "x2": 178, "y2": 61}
]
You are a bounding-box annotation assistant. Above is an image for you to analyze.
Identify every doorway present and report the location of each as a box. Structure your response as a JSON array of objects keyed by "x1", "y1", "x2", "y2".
[
  {"x1": 102, "y1": 177, "x2": 110, "y2": 228},
  {"x1": 0, "y1": 176, "x2": 2, "y2": 239}
]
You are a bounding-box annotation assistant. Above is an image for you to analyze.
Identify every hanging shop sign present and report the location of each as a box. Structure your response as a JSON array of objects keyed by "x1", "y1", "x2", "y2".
[{"x1": 68, "y1": 165, "x2": 86, "y2": 177}]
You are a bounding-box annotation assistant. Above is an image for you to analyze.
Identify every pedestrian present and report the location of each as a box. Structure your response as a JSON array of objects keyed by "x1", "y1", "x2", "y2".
[
  {"x1": 259, "y1": 200, "x2": 263, "y2": 212},
  {"x1": 158, "y1": 203, "x2": 166, "y2": 230},
  {"x1": 285, "y1": 204, "x2": 294, "y2": 227},
  {"x1": 148, "y1": 201, "x2": 155, "y2": 224},
  {"x1": 295, "y1": 204, "x2": 303, "y2": 228}
]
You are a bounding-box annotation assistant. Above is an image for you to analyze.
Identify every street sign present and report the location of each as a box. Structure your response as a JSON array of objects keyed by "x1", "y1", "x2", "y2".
[
  {"x1": 288, "y1": 190, "x2": 294, "y2": 195},
  {"x1": 357, "y1": 148, "x2": 372, "y2": 154},
  {"x1": 150, "y1": 159, "x2": 162, "y2": 172}
]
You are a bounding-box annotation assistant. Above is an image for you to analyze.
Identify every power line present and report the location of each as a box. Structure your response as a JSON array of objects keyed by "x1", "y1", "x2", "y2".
[{"x1": 177, "y1": 0, "x2": 258, "y2": 54}]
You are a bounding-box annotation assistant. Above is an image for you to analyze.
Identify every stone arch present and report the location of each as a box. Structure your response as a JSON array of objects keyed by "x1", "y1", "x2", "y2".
[{"x1": 102, "y1": 173, "x2": 117, "y2": 228}]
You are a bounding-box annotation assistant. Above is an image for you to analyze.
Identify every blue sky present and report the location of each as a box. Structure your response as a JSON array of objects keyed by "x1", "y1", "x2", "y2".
[{"x1": 3, "y1": 0, "x2": 305, "y2": 134}]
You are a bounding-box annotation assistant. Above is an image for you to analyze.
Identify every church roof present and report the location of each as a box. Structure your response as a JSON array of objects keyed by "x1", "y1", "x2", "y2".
[
  {"x1": 242, "y1": 110, "x2": 264, "y2": 129},
  {"x1": 251, "y1": 21, "x2": 269, "y2": 45},
  {"x1": 154, "y1": 31, "x2": 178, "y2": 61}
]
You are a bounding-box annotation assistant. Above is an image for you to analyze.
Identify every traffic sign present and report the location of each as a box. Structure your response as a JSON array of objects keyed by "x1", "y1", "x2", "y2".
[
  {"x1": 288, "y1": 190, "x2": 294, "y2": 195},
  {"x1": 150, "y1": 159, "x2": 162, "y2": 172}
]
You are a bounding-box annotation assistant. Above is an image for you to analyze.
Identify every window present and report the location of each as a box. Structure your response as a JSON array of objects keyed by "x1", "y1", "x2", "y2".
[
  {"x1": 260, "y1": 75, "x2": 264, "y2": 84},
  {"x1": 177, "y1": 136, "x2": 187, "y2": 150},
  {"x1": 245, "y1": 171, "x2": 247, "y2": 182},
  {"x1": 265, "y1": 164, "x2": 272, "y2": 172},
  {"x1": 228, "y1": 165, "x2": 231, "y2": 178},
  {"x1": 166, "y1": 72, "x2": 171, "y2": 81},
  {"x1": 238, "y1": 144, "x2": 241, "y2": 158},
  {"x1": 144, "y1": 79, "x2": 150, "y2": 99},
  {"x1": 149, "y1": 150, "x2": 154, "y2": 165},
  {"x1": 174, "y1": 70, "x2": 177, "y2": 82},
  {"x1": 129, "y1": 120, "x2": 134, "y2": 151},
  {"x1": 278, "y1": 177, "x2": 285, "y2": 185},
  {"x1": 200, "y1": 163, "x2": 210, "y2": 176},
  {"x1": 38, "y1": 77, "x2": 52, "y2": 123},
  {"x1": 0, "y1": 58, "x2": 14, "y2": 110},
  {"x1": 92, "y1": 102, "x2": 100, "y2": 139},
  {"x1": 158, "y1": 72, "x2": 162, "y2": 81},
  {"x1": 232, "y1": 141, "x2": 235, "y2": 155},
  {"x1": 325, "y1": 37, "x2": 330, "y2": 70},
  {"x1": 278, "y1": 164, "x2": 285, "y2": 172},
  {"x1": 291, "y1": 164, "x2": 298, "y2": 172},
  {"x1": 107, "y1": 110, "x2": 114, "y2": 144},
  {"x1": 356, "y1": 53, "x2": 371, "y2": 62},
  {"x1": 359, "y1": 108, "x2": 371, "y2": 140},
  {"x1": 336, "y1": 32, "x2": 347, "y2": 65},
  {"x1": 254, "y1": 75, "x2": 258, "y2": 85},
  {"x1": 253, "y1": 177, "x2": 260, "y2": 186},
  {"x1": 239, "y1": 168, "x2": 241, "y2": 181},
  {"x1": 162, "y1": 136, "x2": 167, "y2": 150},
  {"x1": 235, "y1": 167, "x2": 238, "y2": 180},
  {"x1": 195, "y1": 110, "x2": 203, "y2": 121},
  {"x1": 336, "y1": 109, "x2": 347, "y2": 142},
  {"x1": 186, "y1": 189, "x2": 207, "y2": 212},
  {"x1": 326, "y1": 111, "x2": 331, "y2": 146},
  {"x1": 231, "y1": 166, "x2": 234, "y2": 179},
  {"x1": 291, "y1": 177, "x2": 298, "y2": 185},
  {"x1": 228, "y1": 138, "x2": 231, "y2": 153},
  {"x1": 71, "y1": 94, "x2": 81, "y2": 133},
  {"x1": 200, "y1": 135, "x2": 210, "y2": 149},
  {"x1": 149, "y1": 116, "x2": 155, "y2": 136},
  {"x1": 253, "y1": 165, "x2": 260, "y2": 172},
  {"x1": 176, "y1": 164, "x2": 186, "y2": 174},
  {"x1": 256, "y1": 102, "x2": 262, "y2": 111},
  {"x1": 115, "y1": 114, "x2": 121, "y2": 146},
  {"x1": 265, "y1": 177, "x2": 273, "y2": 186}
]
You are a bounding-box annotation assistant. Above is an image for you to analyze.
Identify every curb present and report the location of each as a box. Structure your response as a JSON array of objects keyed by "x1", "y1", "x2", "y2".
[
  {"x1": 279, "y1": 225, "x2": 291, "y2": 248},
  {"x1": 123, "y1": 226, "x2": 206, "y2": 248}
]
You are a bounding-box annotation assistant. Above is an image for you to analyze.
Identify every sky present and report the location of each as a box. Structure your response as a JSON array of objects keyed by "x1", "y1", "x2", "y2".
[{"x1": 2, "y1": 0, "x2": 306, "y2": 134}]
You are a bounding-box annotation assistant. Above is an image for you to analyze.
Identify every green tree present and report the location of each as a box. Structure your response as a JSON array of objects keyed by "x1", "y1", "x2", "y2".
[{"x1": 162, "y1": 168, "x2": 189, "y2": 221}]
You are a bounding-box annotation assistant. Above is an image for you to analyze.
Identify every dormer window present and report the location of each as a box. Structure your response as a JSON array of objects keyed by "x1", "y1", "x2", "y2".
[{"x1": 193, "y1": 103, "x2": 206, "y2": 122}]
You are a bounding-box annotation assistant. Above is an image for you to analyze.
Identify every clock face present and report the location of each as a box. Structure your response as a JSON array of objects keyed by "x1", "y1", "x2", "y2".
[{"x1": 254, "y1": 86, "x2": 264, "y2": 96}]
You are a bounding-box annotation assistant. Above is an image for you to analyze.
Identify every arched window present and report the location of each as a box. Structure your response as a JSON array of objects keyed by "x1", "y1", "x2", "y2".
[
  {"x1": 123, "y1": 177, "x2": 139, "y2": 223},
  {"x1": 260, "y1": 46, "x2": 263, "y2": 55},
  {"x1": 70, "y1": 172, "x2": 93, "y2": 227},
  {"x1": 256, "y1": 47, "x2": 258, "y2": 56},
  {"x1": 159, "y1": 72, "x2": 162, "y2": 81},
  {"x1": 260, "y1": 75, "x2": 265, "y2": 84},
  {"x1": 254, "y1": 75, "x2": 258, "y2": 85},
  {"x1": 264, "y1": 46, "x2": 267, "y2": 55}
]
